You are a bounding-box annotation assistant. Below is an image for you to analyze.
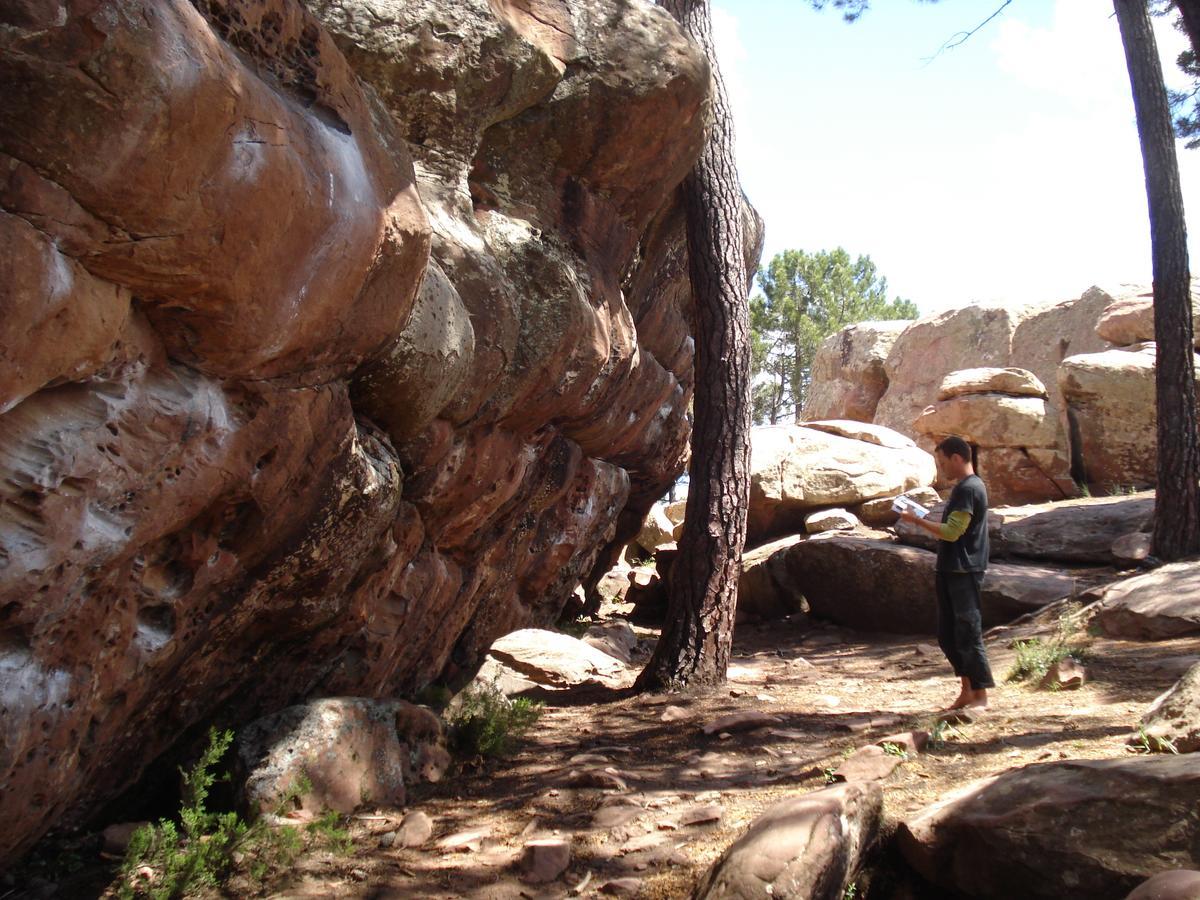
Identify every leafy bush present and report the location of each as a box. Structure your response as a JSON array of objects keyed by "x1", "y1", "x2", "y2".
[{"x1": 448, "y1": 679, "x2": 544, "y2": 757}]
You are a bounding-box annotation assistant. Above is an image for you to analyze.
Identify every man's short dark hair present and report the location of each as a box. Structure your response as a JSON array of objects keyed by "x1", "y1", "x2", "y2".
[{"x1": 935, "y1": 436, "x2": 973, "y2": 462}]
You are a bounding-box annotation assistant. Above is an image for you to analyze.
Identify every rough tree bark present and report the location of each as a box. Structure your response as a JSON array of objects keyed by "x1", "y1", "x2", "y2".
[
  {"x1": 1174, "y1": 0, "x2": 1200, "y2": 56},
  {"x1": 1115, "y1": 0, "x2": 1200, "y2": 560},
  {"x1": 636, "y1": 0, "x2": 753, "y2": 691}
]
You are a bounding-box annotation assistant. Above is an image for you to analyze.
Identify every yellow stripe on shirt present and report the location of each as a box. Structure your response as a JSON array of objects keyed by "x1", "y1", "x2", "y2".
[{"x1": 939, "y1": 510, "x2": 972, "y2": 542}]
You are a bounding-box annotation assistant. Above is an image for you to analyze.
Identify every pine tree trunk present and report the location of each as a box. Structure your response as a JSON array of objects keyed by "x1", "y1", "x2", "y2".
[
  {"x1": 636, "y1": 0, "x2": 752, "y2": 690},
  {"x1": 1175, "y1": 0, "x2": 1200, "y2": 57},
  {"x1": 1115, "y1": 0, "x2": 1200, "y2": 560}
]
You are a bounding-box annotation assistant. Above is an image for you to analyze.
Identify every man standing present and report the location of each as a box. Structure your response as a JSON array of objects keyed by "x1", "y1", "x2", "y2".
[{"x1": 900, "y1": 436, "x2": 995, "y2": 711}]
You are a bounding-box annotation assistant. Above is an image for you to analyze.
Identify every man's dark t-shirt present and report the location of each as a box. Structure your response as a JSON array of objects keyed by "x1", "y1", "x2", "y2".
[{"x1": 936, "y1": 474, "x2": 989, "y2": 572}]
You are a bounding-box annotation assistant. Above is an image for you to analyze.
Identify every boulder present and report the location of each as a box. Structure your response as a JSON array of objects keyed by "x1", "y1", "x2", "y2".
[
  {"x1": 481, "y1": 629, "x2": 629, "y2": 690},
  {"x1": 738, "y1": 535, "x2": 807, "y2": 623},
  {"x1": 597, "y1": 562, "x2": 637, "y2": 603},
  {"x1": 905, "y1": 493, "x2": 1156, "y2": 565},
  {"x1": 1058, "y1": 346, "x2": 1190, "y2": 489},
  {"x1": 856, "y1": 486, "x2": 941, "y2": 527},
  {"x1": 665, "y1": 499, "x2": 688, "y2": 525},
  {"x1": 802, "y1": 321, "x2": 910, "y2": 423},
  {"x1": 897, "y1": 755, "x2": 1200, "y2": 900},
  {"x1": 937, "y1": 367, "x2": 1047, "y2": 400},
  {"x1": 876, "y1": 304, "x2": 1019, "y2": 438},
  {"x1": 802, "y1": 419, "x2": 919, "y2": 450},
  {"x1": 914, "y1": 394, "x2": 1058, "y2": 449},
  {"x1": 1091, "y1": 563, "x2": 1200, "y2": 639},
  {"x1": 1138, "y1": 662, "x2": 1200, "y2": 753},
  {"x1": 990, "y1": 492, "x2": 1156, "y2": 563},
  {"x1": 1095, "y1": 281, "x2": 1200, "y2": 347},
  {"x1": 237, "y1": 699, "x2": 448, "y2": 817},
  {"x1": 1125, "y1": 870, "x2": 1200, "y2": 900},
  {"x1": 1112, "y1": 532, "x2": 1153, "y2": 565},
  {"x1": 804, "y1": 509, "x2": 860, "y2": 534},
  {"x1": 1008, "y1": 286, "x2": 1115, "y2": 425},
  {"x1": 1097, "y1": 291, "x2": 1156, "y2": 346},
  {"x1": 695, "y1": 782, "x2": 882, "y2": 900},
  {"x1": 976, "y1": 446, "x2": 1077, "y2": 506},
  {"x1": 0, "y1": 0, "x2": 728, "y2": 864},
  {"x1": 770, "y1": 535, "x2": 1078, "y2": 634},
  {"x1": 636, "y1": 503, "x2": 678, "y2": 554},
  {"x1": 749, "y1": 425, "x2": 935, "y2": 544},
  {"x1": 583, "y1": 622, "x2": 639, "y2": 665}
]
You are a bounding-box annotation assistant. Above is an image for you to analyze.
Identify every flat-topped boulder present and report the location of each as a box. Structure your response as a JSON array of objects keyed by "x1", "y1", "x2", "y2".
[
  {"x1": 1094, "y1": 281, "x2": 1200, "y2": 347},
  {"x1": 802, "y1": 419, "x2": 919, "y2": 450},
  {"x1": 915, "y1": 393, "x2": 1058, "y2": 450},
  {"x1": 856, "y1": 486, "x2": 941, "y2": 527},
  {"x1": 749, "y1": 425, "x2": 935, "y2": 544},
  {"x1": 937, "y1": 367, "x2": 1048, "y2": 400},
  {"x1": 897, "y1": 755, "x2": 1200, "y2": 899},
  {"x1": 1091, "y1": 563, "x2": 1200, "y2": 640},
  {"x1": 897, "y1": 492, "x2": 1154, "y2": 565},
  {"x1": 476, "y1": 629, "x2": 631, "y2": 693},
  {"x1": 766, "y1": 535, "x2": 1078, "y2": 634},
  {"x1": 804, "y1": 508, "x2": 860, "y2": 534}
]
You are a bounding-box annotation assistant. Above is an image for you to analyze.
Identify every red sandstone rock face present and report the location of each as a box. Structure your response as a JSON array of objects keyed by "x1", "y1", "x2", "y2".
[{"x1": 0, "y1": 0, "x2": 724, "y2": 863}]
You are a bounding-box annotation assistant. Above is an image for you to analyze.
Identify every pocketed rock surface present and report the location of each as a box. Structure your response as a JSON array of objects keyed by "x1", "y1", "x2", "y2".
[{"x1": 0, "y1": 0, "x2": 754, "y2": 863}]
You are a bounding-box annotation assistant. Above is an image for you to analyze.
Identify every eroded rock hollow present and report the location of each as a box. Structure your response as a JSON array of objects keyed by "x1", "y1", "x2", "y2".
[{"x1": 0, "y1": 0, "x2": 747, "y2": 862}]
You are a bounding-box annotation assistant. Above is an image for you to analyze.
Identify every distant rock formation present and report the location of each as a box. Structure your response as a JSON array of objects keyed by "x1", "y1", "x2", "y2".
[
  {"x1": 0, "y1": 0, "x2": 761, "y2": 863},
  {"x1": 804, "y1": 282, "x2": 1200, "y2": 503}
]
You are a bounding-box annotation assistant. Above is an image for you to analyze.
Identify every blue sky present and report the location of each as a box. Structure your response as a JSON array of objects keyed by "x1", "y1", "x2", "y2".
[{"x1": 712, "y1": 0, "x2": 1200, "y2": 314}]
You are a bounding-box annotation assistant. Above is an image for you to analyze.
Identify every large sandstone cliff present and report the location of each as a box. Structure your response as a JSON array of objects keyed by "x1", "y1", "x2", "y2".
[{"x1": 0, "y1": 0, "x2": 743, "y2": 863}]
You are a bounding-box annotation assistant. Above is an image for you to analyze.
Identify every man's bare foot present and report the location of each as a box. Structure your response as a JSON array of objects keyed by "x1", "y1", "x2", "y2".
[
  {"x1": 962, "y1": 688, "x2": 989, "y2": 709},
  {"x1": 946, "y1": 692, "x2": 972, "y2": 710}
]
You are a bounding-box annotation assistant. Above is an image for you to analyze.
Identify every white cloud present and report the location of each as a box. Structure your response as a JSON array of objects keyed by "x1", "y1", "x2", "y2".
[{"x1": 991, "y1": 0, "x2": 1193, "y2": 103}]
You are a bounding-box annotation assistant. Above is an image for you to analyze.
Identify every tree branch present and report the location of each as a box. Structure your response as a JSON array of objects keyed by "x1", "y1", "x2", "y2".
[{"x1": 923, "y1": 0, "x2": 1013, "y2": 64}]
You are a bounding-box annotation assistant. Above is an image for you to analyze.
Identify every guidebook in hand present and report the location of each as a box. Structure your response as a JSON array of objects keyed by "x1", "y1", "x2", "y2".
[{"x1": 892, "y1": 495, "x2": 929, "y2": 519}]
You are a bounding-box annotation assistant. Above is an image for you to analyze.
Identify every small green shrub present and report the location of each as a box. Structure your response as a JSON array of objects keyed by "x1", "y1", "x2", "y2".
[
  {"x1": 1006, "y1": 638, "x2": 1075, "y2": 684},
  {"x1": 1006, "y1": 602, "x2": 1091, "y2": 686},
  {"x1": 117, "y1": 731, "x2": 345, "y2": 899},
  {"x1": 118, "y1": 729, "x2": 251, "y2": 900},
  {"x1": 448, "y1": 679, "x2": 544, "y2": 757}
]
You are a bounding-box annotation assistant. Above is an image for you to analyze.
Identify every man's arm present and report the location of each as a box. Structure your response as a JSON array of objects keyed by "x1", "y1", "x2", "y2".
[{"x1": 901, "y1": 509, "x2": 972, "y2": 541}]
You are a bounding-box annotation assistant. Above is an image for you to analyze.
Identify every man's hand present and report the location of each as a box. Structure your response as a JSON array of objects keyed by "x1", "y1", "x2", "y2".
[{"x1": 899, "y1": 510, "x2": 919, "y2": 525}]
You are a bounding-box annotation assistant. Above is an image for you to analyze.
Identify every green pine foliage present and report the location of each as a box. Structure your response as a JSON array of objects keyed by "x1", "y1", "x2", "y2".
[
  {"x1": 117, "y1": 729, "x2": 344, "y2": 899},
  {"x1": 750, "y1": 248, "x2": 918, "y2": 425}
]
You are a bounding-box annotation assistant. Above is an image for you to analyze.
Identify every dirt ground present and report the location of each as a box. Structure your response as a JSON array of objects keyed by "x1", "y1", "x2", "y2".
[
  {"x1": 16, "y1": 600, "x2": 1198, "y2": 900},
  {"x1": 256, "y1": 606, "x2": 1198, "y2": 900}
]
